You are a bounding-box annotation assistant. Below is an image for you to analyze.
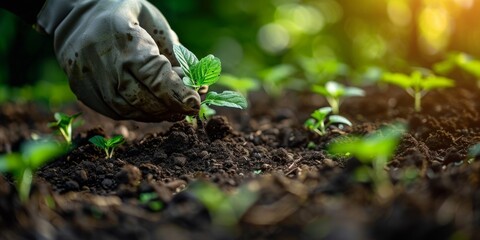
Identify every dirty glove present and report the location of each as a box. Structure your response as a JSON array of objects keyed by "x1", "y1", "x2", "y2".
[{"x1": 36, "y1": 0, "x2": 200, "y2": 122}]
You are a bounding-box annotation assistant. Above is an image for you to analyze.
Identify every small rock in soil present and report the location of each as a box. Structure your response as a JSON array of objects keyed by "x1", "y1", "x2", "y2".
[
  {"x1": 102, "y1": 178, "x2": 114, "y2": 189},
  {"x1": 75, "y1": 169, "x2": 88, "y2": 183},
  {"x1": 173, "y1": 156, "x2": 187, "y2": 166},
  {"x1": 65, "y1": 180, "x2": 79, "y2": 191},
  {"x1": 115, "y1": 165, "x2": 142, "y2": 186}
]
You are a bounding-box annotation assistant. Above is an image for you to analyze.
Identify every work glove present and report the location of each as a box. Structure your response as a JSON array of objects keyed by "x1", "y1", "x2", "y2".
[{"x1": 36, "y1": 0, "x2": 201, "y2": 122}]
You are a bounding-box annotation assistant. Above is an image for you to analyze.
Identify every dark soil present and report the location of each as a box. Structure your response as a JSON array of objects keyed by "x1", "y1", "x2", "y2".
[{"x1": 1, "y1": 83, "x2": 480, "y2": 240}]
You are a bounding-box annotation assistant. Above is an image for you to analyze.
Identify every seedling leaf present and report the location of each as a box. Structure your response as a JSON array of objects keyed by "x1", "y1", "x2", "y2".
[
  {"x1": 182, "y1": 77, "x2": 196, "y2": 88},
  {"x1": 89, "y1": 135, "x2": 124, "y2": 159},
  {"x1": 22, "y1": 140, "x2": 65, "y2": 170},
  {"x1": 329, "y1": 115, "x2": 352, "y2": 126},
  {"x1": 422, "y1": 76, "x2": 455, "y2": 90},
  {"x1": 89, "y1": 135, "x2": 107, "y2": 149},
  {"x1": 191, "y1": 55, "x2": 222, "y2": 87},
  {"x1": 203, "y1": 91, "x2": 248, "y2": 109},
  {"x1": 382, "y1": 73, "x2": 413, "y2": 89},
  {"x1": 199, "y1": 104, "x2": 216, "y2": 121},
  {"x1": 106, "y1": 135, "x2": 125, "y2": 147},
  {"x1": 173, "y1": 44, "x2": 198, "y2": 78},
  {"x1": 311, "y1": 107, "x2": 332, "y2": 120}
]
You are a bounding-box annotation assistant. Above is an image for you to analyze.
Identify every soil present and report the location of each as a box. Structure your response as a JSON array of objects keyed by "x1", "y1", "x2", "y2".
[{"x1": 1, "y1": 81, "x2": 480, "y2": 240}]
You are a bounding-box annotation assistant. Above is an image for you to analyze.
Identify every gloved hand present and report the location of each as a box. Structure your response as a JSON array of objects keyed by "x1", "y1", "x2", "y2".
[{"x1": 36, "y1": 0, "x2": 200, "y2": 122}]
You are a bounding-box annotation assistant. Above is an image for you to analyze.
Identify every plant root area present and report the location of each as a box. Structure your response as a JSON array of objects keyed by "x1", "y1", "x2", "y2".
[{"x1": 1, "y1": 84, "x2": 480, "y2": 240}]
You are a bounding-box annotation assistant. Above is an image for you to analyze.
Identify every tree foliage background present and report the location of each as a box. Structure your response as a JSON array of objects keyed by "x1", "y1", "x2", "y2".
[{"x1": 1, "y1": 0, "x2": 479, "y2": 102}]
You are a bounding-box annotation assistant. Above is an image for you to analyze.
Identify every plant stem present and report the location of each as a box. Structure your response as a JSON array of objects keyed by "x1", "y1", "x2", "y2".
[
  {"x1": 19, "y1": 169, "x2": 32, "y2": 202},
  {"x1": 414, "y1": 91, "x2": 422, "y2": 112},
  {"x1": 328, "y1": 97, "x2": 340, "y2": 115}
]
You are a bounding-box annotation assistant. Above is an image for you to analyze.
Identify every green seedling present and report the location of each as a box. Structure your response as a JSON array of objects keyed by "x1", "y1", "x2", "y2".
[
  {"x1": 382, "y1": 70, "x2": 454, "y2": 112},
  {"x1": 304, "y1": 107, "x2": 352, "y2": 136},
  {"x1": 48, "y1": 112, "x2": 81, "y2": 145},
  {"x1": 139, "y1": 192, "x2": 163, "y2": 212},
  {"x1": 0, "y1": 140, "x2": 65, "y2": 202},
  {"x1": 328, "y1": 124, "x2": 406, "y2": 200},
  {"x1": 434, "y1": 52, "x2": 480, "y2": 88},
  {"x1": 217, "y1": 74, "x2": 260, "y2": 97},
  {"x1": 258, "y1": 64, "x2": 297, "y2": 98},
  {"x1": 301, "y1": 57, "x2": 349, "y2": 85},
  {"x1": 188, "y1": 181, "x2": 259, "y2": 229},
  {"x1": 312, "y1": 81, "x2": 365, "y2": 114},
  {"x1": 89, "y1": 135, "x2": 125, "y2": 159},
  {"x1": 173, "y1": 45, "x2": 248, "y2": 121}
]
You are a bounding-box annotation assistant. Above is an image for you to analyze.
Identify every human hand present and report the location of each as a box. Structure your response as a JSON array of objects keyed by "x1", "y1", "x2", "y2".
[{"x1": 37, "y1": 0, "x2": 200, "y2": 122}]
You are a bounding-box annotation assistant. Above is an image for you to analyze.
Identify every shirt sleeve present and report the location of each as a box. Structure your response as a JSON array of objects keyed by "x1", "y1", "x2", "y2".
[{"x1": 0, "y1": 0, "x2": 47, "y2": 24}]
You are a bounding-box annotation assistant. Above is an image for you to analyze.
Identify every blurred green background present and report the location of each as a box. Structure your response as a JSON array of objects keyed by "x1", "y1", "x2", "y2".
[{"x1": 1, "y1": 0, "x2": 479, "y2": 105}]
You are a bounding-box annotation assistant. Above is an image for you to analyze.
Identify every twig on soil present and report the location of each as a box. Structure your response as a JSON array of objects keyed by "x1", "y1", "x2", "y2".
[{"x1": 285, "y1": 157, "x2": 303, "y2": 175}]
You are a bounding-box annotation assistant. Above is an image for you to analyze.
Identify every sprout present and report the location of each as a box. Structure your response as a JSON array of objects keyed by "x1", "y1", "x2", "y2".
[
  {"x1": 382, "y1": 70, "x2": 454, "y2": 112},
  {"x1": 328, "y1": 124, "x2": 406, "y2": 199},
  {"x1": 0, "y1": 140, "x2": 65, "y2": 202},
  {"x1": 89, "y1": 135, "x2": 125, "y2": 159},
  {"x1": 48, "y1": 112, "x2": 81, "y2": 145},
  {"x1": 304, "y1": 107, "x2": 352, "y2": 136},
  {"x1": 312, "y1": 81, "x2": 365, "y2": 114},
  {"x1": 174, "y1": 44, "x2": 248, "y2": 121}
]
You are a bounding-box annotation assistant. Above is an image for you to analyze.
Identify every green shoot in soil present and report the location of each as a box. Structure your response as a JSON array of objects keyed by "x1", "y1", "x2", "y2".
[
  {"x1": 304, "y1": 107, "x2": 352, "y2": 136},
  {"x1": 48, "y1": 112, "x2": 81, "y2": 145},
  {"x1": 173, "y1": 45, "x2": 248, "y2": 121},
  {"x1": 382, "y1": 70, "x2": 454, "y2": 112},
  {"x1": 328, "y1": 124, "x2": 406, "y2": 200},
  {"x1": 0, "y1": 140, "x2": 65, "y2": 202},
  {"x1": 188, "y1": 181, "x2": 259, "y2": 229},
  {"x1": 89, "y1": 135, "x2": 125, "y2": 159},
  {"x1": 434, "y1": 52, "x2": 480, "y2": 88},
  {"x1": 312, "y1": 81, "x2": 365, "y2": 114}
]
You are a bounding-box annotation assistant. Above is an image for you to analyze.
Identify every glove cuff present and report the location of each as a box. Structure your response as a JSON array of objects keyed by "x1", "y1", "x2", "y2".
[{"x1": 36, "y1": 0, "x2": 78, "y2": 34}]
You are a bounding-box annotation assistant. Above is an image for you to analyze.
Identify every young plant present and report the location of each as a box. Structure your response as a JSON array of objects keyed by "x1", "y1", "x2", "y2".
[
  {"x1": 312, "y1": 81, "x2": 365, "y2": 114},
  {"x1": 89, "y1": 135, "x2": 125, "y2": 159},
  {"x1": 217, "y1": 74, "x2": 260, "y2": 97},
  {"x1": 48, "y1": 112, "x2": 81, "y2": 145},
  {"x1": 382, "y1": 70, "x2": 454, "y2": 112},
  {"x1": 434, "y1": 52, "x2": 480, "y2": 88},
  {"x1": 0, "y1": 140, "x2": 64, "y2": 202},
  {"x1": 187, "y1": 180, "x2": 259, "y2": 229},
  {"x1": 328, "y1": 124, "x2": 406, "y2": 200},
  {"x1": 173, "y1": 45, "x2": 248, "y2": 121},
  {"x1": 304, "y1": 107, "x2": 352, "y2": 136}
]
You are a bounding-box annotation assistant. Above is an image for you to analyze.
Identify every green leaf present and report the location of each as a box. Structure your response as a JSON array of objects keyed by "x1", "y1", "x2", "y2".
[
  {"x1": 217, "y1": 74, "x2": 259, "y2": 96},
  {"x1": 182, "y1": 77, "x2": 196, "y2": 88},
  {"x1": 311, "y1": 107, "x2": 332, "y2": 121},
  {"x1": 311, "y1": 85, "x2": 329, "y2": 96},
  {"x1": 344, "y1": 87, "x2": 365, "y2": 97},
  {"x1": 422, "y1": 76, "x2": 454, "y2": 90},
  {"x1": 203, "y1": 91, "x2": 248, "y2": 109},
  {"x1": 173, "y1": 45, "x2": 198, "y2": 78},
  {"x1": 0, "y1": 153, "x2": 23, "y2": 173},
  {"x1": 191, "y1": 55, "x2": 222, "y2": 87},
  {"x1": 328, "y1": 124, "x2": 406, "y2": 163},
  {"x1": 89, "y1": 135, "x2": 107, "y2": 149},
  {"x1": 22, "y1": 140, "x2": 64, "y2": 170},
  {"x1": 382, "y1": 72, "x2": 413, "y2": 89},
  {"x1": 325, "y1": 81, "x2": 344, "y2": 97},
  {"x1": 328, "y1": 115, "x2": 352, "y2": 126},
  {"x1": 199, "y1": 104, "x2": 216, "y2": 121},
  {"x1": 106, "y1": 135, "x2": 125, "y2": 148},
  {"x1": 458, "y1": 60, "x2": 480, "y2": 78}
]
